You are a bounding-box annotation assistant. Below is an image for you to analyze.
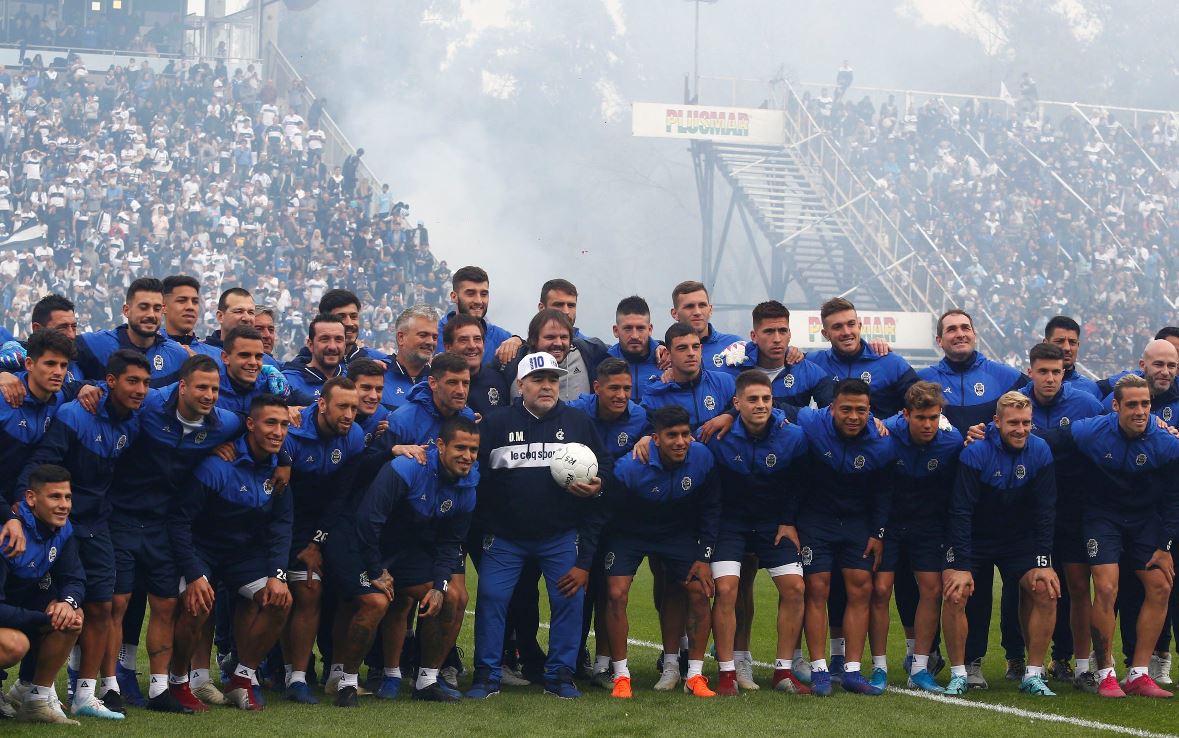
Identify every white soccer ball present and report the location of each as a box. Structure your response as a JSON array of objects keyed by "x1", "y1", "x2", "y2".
[{"x1": 550, "y1": 442, "x2": 598, "y2": 489}]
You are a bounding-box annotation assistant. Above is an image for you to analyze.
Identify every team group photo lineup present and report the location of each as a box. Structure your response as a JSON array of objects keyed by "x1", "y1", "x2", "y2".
[{"x1": 0, "y1": 1, "x2": 1177, "y2": 736}]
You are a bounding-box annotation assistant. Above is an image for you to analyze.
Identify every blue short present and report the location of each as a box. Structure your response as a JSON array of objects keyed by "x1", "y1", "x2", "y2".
[
  {"x1": 324, "y1": 529, "x2": 439, "y2": 600},
  {"x1": 1054, "y1": 521, "x2": 1088, "y2": 566},
  {"x1": 949, "y1": 540, "x2": 1039, "y2": 581},
  {"x1": 76, "y1": 526, "x2": 116, "y2": 604},
  {"x1": 797, "y1": 513, "x2": 876, "y2": 574},
  {"x1": 713, "y1": 518, "x2": 799, "y2": 571},
  {"x1": 878, "y1": 523, "x2": 944, "y2": 573},
  {"x1": 1083, "y1": 510, "x2": 1162, "y2": 569},
  {"x1": 112, "y1": 518, "x2": 178, "y2": 598},
  {"x1": 6, "y1": 587, "x2": 56, "y2": 636},
  {"x1": 189, "y1": 550, "x2": 270, "y2": 596},
  {"x1": 601, "y1": 532, "x2": 696, "y2": 582}
]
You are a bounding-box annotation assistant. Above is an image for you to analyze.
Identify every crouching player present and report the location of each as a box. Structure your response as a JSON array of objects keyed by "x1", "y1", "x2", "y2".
[
  {"x1": 606, "y1": 405, "x2": 719, "y2": 699},
  {"x1": 706, "y1": 371, "x2": 810, "y2": 694},
  {"x1": 942, "y1": 392, "x2": 1059, "y2": 697},
  {"x1": 325, "y1": 416, "x2": 480, "y2": 706},
  {"x1": 167, "y1": 395, "x2": 294, "y2": 711},
  {"x1": 0, "y1": 465, "x2": 85, "y2": 724}
]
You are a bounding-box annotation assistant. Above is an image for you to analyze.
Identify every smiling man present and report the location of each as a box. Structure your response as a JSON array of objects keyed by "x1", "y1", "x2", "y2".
[
  {"x1": 283, "y1": 315, "x2": 347, "y2": 404},
  {"x1": 74, "y1": 278, "x2": 188, "y2": 388},
  {"x1": 1101, "y1": 339, "x2": 1179, "y2": 427},
  {"x1": 382, "y1": 305, "x2": 439, "y2": 410}
]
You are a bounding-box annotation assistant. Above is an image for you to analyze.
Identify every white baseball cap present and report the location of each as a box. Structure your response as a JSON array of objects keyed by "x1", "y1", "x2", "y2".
[{"x1": 517, "y1": 352, "x2": 568, "y2": 381}]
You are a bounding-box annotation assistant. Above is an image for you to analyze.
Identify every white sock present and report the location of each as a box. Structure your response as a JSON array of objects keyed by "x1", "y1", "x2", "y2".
[
  {"x1": 612, "y1": 659, "x2": 630, "y2": 679},
  {"x1": 873, "y1": 655, "x2": 888, "y2": 671},
  {"x1": 792, "y1": 648, "x2": 804, "y2": 661},
  {"x1": 148, "y1": 674, "x2": 168, "y2": 699},
  {"x1": 905, "y1": 639, "x2": 915, "y2": 658},
  {"x1": 329, "y1": 663, "x2": 344, "y2": 679},
  {"x1": 26, "y1": 684, "x2": 54, "y2": 703},
  {"x1": 68, "y1": 645, "x2": 81, "y2": 671},
  {"x1": 719, "y1": 660, "x2": 735, "y2": 672},
  {"x1": 233, "y1": 663, "x2": 256, "y2": 681},
  {"x1": 1098, "y1": 667, "x2": 1116, "y2": 680},
  {"x1": 383, "y1": 667, "x2": 401, "y2": 679},
  {"x1": 168, "y1": 672, "x2": 189, "y2": 685},
  {"x1": 810, "y1": 659, "x2": 828, "y2": 672},
  {"x1": 663, "y1": 652, "x2": 679, "y2": 671},
  {"x1": 1025, "y1": 665, "x2": 1044, "y2": 678},
  {"x1": 288, "y1": 670, "x2": 306, "y2": 686},
  {"x1": 950, "y1": 664, "x2": 967, "y2": 677},
  {"x1": 593, "y1": 655, "x2": 610, "y2": 673},
  {"x1": 774, "y1": 658, "x2": 790, "y2": 669},
  {"x1": 679, "y1": 635, "x2": 689, "y2": 651},
  {"x1": 1128, "y1": 666, "x2": 1149, "y2": 682},
  {"x1": 416, "y1": 668, "x2": 438, "y2": 689},
  {"x1": 735, "y1": 650, "x2": 751, "y2": 664},
  {"x1": 283, "y1": 664, "x2": 293, "y2": 684},
  {"x1": 119, "y1": 644, "x2": 137, "y2": 671},
  {"x1": 1076, "y1": 658, "x2": 1090, "y2": 673},
  {"x1": 830, "y1": 638, "x2": 845, "y2": 657},
  {"x1": 189, "y1": 668, "x2": 210, "y2": 689},
  {"x1": 339, "y1": 672, "x2": 359, "y2": 690},
  {"x1": 911, "y1": 654, "x2": 929, "y2": 676},
  {"x1": 844, "y1": 661, "x2": 861, "y2": 674},
  {"x1": 100, "y1": 676, "x2": 119, "y2": 694},
  {"x1": 687, "y1": 659, "x2": 704, "y2": 678},
  {"x1": 73, "y1": 679, "x2": 96, "y2": 706}
]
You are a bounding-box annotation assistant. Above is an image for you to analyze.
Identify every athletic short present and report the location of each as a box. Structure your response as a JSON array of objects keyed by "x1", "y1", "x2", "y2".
[
  {"x1": 601, "y1": 533, "x2": 697, "y2": 582},
  {"x1": 797, "y1": 513, "x2": 876, "y2": 574},
  {"x1": 181, "y1": 551, "x2": 271, "y2": 600},
  {"x1": 76, "y1": 526, "x2": 116, "y2": 603},
  {"x1": 1084, "y1": 510, "x2": 1162, "y2": 569},
  {"x1": 711, "y1": 519, "x2": 801, "y2": 578},
  {"x1": 112, "y1": 518, "x2": 177, "y2": 597},
  {"x1": 1054, "y1": 520, "x2": 1088, "y2": 566},
  {"x1": 877, "y1": 523, "x2": 944, "y2": 573},
  {"x1": 323, "y1": 528, "x2": 435, "y2": 600},
  {"x1": 954, "y1": 541, "x2": 1040, "y2": 582}
]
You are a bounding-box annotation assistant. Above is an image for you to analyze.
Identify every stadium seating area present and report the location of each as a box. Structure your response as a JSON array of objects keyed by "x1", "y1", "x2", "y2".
[
  {"x1": 803, "y1": 88, "x2": 1178, "y2": 376},
  {"x1": 0, "y1": 51, "x2": 451, "y2": 359}
]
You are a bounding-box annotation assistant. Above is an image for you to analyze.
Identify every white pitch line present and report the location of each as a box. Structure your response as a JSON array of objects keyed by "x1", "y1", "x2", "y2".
[{"x1": 469, "y1": 610, "x2": 1177, "y2": 738}]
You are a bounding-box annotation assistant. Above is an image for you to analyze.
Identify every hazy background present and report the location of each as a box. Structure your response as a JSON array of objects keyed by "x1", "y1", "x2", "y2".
[{"x1": 279, "y1": 0, "x2": 1179, "y2": 340}]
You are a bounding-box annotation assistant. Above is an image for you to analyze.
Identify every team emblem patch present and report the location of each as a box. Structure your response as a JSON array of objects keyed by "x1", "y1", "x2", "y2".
[
  {"x1": 194, "y1": 430, "x2": 207, "y2": 444},
  {"x1": 1015, "y1": 464, "x2": 1026, "y2": 479},
  {"x1": 38, "y1": 574, "x2": 51, "y2": 590},
  {"x1": 704, "y1": 395, "x2": 716, "y2": 411},
  {"x1": 681, "y1": 476, "x2": 692, "y2": 491},
  {"x1": 765, "y1": 453, "x2": 777, "y2": 468},
  {"x1": 331, "y1": 448, "x2": 343, "y2": 464},
  {"x1": 1165, "y1": 407, "x2": 1174, "y2": 422},
  {"x1": 973, "y1": 382, "x2": 985, "y2": 397},
  {"x1": 616, "y1": 432, "x2": 629, "y2": 447},
  {"x1": 1087, "y1": 538, "x2": 1099, "y2": 558},
  {"x1": 853, "y1": 455, "x2": 866, "y2": 469},
  {"x1": 153, "y1": 354, "x2": 164, "y2": 371},
  {"x1": 860, "y1": 371, "x2": 872, "y2": 384},
  {"x1": 604, "y1": 551, "x2": 615, "y2": 570},
  {"x1": 801, "y1": 546, "x2": 813, "y2": 566},
  {"x1": 116, "y1": 434, "x2": 127, "y2": 450},
  {"x1": 440, "y1": 499, "x2": 453, "y2": 513},
  {"x1": 488, "y1": 387, "x2": 500, "y2": 405},
  {"x1": 359, "y1": 571, "x2": 371, "y2": 588},
  {"x1": 1136, "y1": 453, "x2": 1147, "y2": 466},
  {"x1": 263, "y1": 479, "x2": 274, "y2": 495},
  {"x1": 713, "y1": 354, "x2": 724, "y2": 367},
  {"x1": 44, "y1": 416, "x2": 51, "y2": 432},
  {"x1": 364, "y1": 432, "x2": 373, "y2": 446},
  {"x1": 47, "y1": 546, "x2": 57, "y2": 562},
  {"x1": 482, "y1": 535, "x2": 494, "y2": 551},
  {"x1": 927, "y1": 458, "x2": 939, "y2": 471},
  {"x1": 1059, "y1": 417, "x2": 1070, "y2": 427},
  {"x1": 945, "y1": 547, "x2": 955, "y2": 563},
  {"x1": 783, "y1": 373, "x2": 795, "y2": 388}
]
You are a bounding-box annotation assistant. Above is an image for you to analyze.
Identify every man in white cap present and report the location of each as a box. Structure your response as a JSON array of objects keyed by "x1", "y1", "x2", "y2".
[{"x1": 466, "y1": 353, "x2": 614, "y2": 700}]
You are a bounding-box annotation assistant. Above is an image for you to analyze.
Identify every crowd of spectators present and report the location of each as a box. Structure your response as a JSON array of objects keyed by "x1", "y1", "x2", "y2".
[
  {"x1": 802, "y1": 79, "x2": 1179, "y2": 376},
  {"x1": 0, "y1": 50, "x2": 452, "y2": 360},
  {"x1": 0, "y1": 3, "x2": 181, "y2": 54}
]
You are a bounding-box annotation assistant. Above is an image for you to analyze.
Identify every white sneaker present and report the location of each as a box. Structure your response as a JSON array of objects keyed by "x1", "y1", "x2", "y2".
[
  {"x1": 6, "y1": 680, "x2": 31, "y2": 708},
  {"x1": 792, "y1": 656, "x2": 813, "y2": 683},
  {"x1": 70, "y1": 695, "x2": 124, "y2": 720},
  {"x1": 653, "y1": 665, "x2": 681, "y2": 691},
  {"x1": 735, "y1": 659, "x2": 760, "y2": 690},
  {"x1": 16, "y1": 697, "x2": 79, "y2": 725},
  {"x1": 1150, "y1": 652, "x2": 1174, "y2": 686},
  {"x1": 192, "y1": 680, "x2": 228, "y2": 706},
  {"x1": 500, "y1": 667, "x2": 531, "y2": 687}
]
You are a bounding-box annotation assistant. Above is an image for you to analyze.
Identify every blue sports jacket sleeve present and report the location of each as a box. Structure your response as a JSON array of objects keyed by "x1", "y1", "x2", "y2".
[
  {"x1": 1030, "y1": 463, "x2": 1056, "y2": 567},
  {"x1": 169, "y1": 475, "x2": 212, "y2": 583},
  {"x1": 266, "y1": 485, "x2": 294, "y2": 578},
  {"x1": 17, "y1": 417, "x2": 75, "y2": 493},
  {"x1": 55, "y1": 535, "x2": 86, "y2": 607},
  {"x1": 355, "y1": 464, "x2": 406, "y2": 579},
  {"x1": 695, "y1": 469, "x2": 721, "y2": 562},
  {"x1": 431, "y1": 511, "x2": 473, "y2": 592},
  {"x1": 946, "y1": 462, "x2": 982, "y2": 570},
  {"x1": 0, "y1": 563, "x2": 50, "y2": 629}
]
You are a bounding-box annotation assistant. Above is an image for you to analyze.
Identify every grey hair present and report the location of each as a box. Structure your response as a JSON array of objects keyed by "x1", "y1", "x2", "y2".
[{"x1": 396, "y1": 303, "x2": 439, "y2": 332}]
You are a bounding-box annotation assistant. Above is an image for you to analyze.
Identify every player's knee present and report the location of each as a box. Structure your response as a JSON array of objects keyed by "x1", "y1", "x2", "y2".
[
  {"x1": 0, "y1": 628, "x2": 30, "y2": 666},
  {"x1": 1143, "y1": 578, "x2": 1172, "y2": 603},
  {"x1": 714, "y1": 576, "x2": 740, "y2": 602},
  {"x1": 845, "y1": 578, "x2": 872, "y2": 604},
  {"x1": 805, "y1": 579, "x2": 829, "y2": 602},
  {"x1": 148, "y1": 596, "x2": 177, "y2": 621},
  {"x1": 778, "y1": 576, "x2": 804, "y2": 603},
  {"x1": 871, "y1": 581, "x2": 893, "y2": 603},
  {"x1": 355, "y1": 594, "x2": 390, "y2": 623},
  {"x1": 1092, "y1": 578, "x2": 1118, "y2": 603},
  {"x1": 298, "y1": 578, "x2": 323, "y2": 602}
]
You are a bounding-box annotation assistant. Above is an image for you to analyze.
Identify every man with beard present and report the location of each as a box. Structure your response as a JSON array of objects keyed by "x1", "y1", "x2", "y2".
[
  {"x1": 283, "y1": 315, "x2": 347, "y2": 404},
  {"x1": 382, "y1": 305, "x2": 438, "y2": 411},
  {"x1": 505, "y1": 310, "x2": 606, "y2": 402},
  {"x1": 0, "y1": 295, "x2": 86, "y2": 390},
  {"x1": 443, "y1": 314, "x2": 509, "y2": 418},
  {"x1": 74, "y1": 279, "x2": 189, "y2": 388},
  {"x1": 1102, "y1": 340, "x2": 1179, "y2": 425},
  {"x1": 606, "y1": 296, "x2": 661, "y2": 403},
  {"x1": 1043, "y1": 316, "x2": 1102, "y2": 400},
  {"x1": 436, "y1": 266, "x2": 517, "y2": 364},
  {"x1": 317, "y1": 290, "x2": 389, "y2": 366},
  {"x1": 194, "y1": 289, "x2": 280, "y2": 370}
]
